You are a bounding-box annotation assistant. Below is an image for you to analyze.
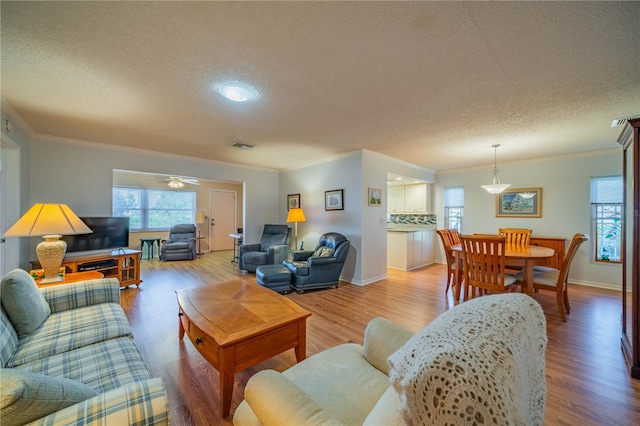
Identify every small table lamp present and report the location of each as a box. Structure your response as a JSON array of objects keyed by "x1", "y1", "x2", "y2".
[
  {"x1": 286, "y1": 208, "x2": 306, "y2": 251},
  {"x1": 3, "y1": 203, "x2": 92, "y2": 283}
]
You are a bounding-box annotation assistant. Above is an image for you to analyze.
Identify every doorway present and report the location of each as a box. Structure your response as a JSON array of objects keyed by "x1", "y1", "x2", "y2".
[
  {"x1": 1, "y1": 135, "x2": 21, "y2": 276},
  {"x1": 209, "y1": 190, "x2": 237, "y2": 251}
]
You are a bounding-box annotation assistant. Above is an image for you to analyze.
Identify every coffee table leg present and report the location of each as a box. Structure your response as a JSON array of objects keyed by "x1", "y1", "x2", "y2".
[
  {"x1": 220, "y1": 349, "x2": 235, "y2": 418},
  {"x1": 295, "y1": 320, "x2": 307, "y2": 362},
  {"x1": 178, "y1": 311, "x2": 185, "y2": 340}
]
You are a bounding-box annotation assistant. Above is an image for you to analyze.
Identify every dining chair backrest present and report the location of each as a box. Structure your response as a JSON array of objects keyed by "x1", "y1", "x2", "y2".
[
  {"x1": 448, "y1": 228, "x2": 461, "y2": 245},
  {"x1": 436, "y1": 229, "x2": 459, "y2": 294},
  {"x1": 460, "y1": 234, "x2": 517, "y2": 299},
  {"x1": 532, "y1": 233, "x2": 588, "y2": 321},
  {"x1": 557, "y1": 233, "x2": 589, "y2": 286},
  {"x1": 499, "y1": 228, "x2": 532, "y2": 245}
]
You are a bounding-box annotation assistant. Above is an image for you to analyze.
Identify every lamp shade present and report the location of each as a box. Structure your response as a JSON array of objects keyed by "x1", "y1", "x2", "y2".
[
  {"x1": 3, "y1": 203, "x2": 92, "y2": 237},
  {"x1": 195, "y1": 211, "x2": 206, "y2": 224},
  {"x1": 286, "y1": 208, "x2": 306, "y2": 223},
  {"x1": 3, "y1": 203, "x2": 92, "y2": 284}
]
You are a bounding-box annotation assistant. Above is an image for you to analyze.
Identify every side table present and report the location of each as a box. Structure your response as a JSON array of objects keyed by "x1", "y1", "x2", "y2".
[
  {"x1": 229, "y1": 233, "x2": 243, "y2": 263},
  {"x1": 35, "y1": 271, "x2": 104, "y2": 288},
  {"x1": 140, "y1": 238, "x2": 161, "y2": 260}
]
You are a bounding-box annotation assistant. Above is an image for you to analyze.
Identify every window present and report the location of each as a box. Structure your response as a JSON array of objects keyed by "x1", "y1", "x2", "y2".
[
  {"x1": 444, "y1": 187, "x2": 464, "y2": 231},
  {"x1": 113, "y1": 186, "x2": 196, "y2": 231},
  {"x1": 590, "y1": 176, "x2": 622, "y2": 262}
]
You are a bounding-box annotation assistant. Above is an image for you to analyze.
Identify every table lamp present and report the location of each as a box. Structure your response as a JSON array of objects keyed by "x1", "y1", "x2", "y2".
[
  {"x1": 286, "y1": 208, "x2": 306, "y2": 250},
  {"x1": 3, "y1": 203, "x2": 92, "y2": 283}
]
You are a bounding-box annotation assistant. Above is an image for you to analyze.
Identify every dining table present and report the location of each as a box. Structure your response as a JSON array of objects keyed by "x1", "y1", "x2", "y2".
[{"x1": 450, "y1": 243, "x2": 556, "y2": 301}]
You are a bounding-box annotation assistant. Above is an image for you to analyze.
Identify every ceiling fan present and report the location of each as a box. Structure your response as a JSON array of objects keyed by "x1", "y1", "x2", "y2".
[{"x1": 164, "y1": 176, "x2": 200, "y2": 189}]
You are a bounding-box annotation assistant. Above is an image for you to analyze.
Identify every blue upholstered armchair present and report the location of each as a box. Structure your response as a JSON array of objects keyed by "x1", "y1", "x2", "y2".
[
  {"x1": 283, "y1": 232, "x2": 350, "y2": 292},
  {"x1": 160, "y1": 224, "x2": 197, "y2": 261},
  {"x1": 238, "y1": 224, "x2": 291, "y2": 272}
]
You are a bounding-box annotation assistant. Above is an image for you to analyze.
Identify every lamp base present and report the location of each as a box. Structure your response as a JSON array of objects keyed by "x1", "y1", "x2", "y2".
[
  {"x1": 36, "y1": 235, "x2": 66, "y2": 283},
  {"x1": 39, "y1": 275, "x2": 64, "y2": 284}
]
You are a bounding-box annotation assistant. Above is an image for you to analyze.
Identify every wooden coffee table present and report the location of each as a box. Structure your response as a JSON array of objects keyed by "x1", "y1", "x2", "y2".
[{"x1": 175, "y1": 280, "x2": 311, "y2": 418}]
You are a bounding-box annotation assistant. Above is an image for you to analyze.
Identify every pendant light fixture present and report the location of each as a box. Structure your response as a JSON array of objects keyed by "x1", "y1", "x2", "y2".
[{"x1": 481, "y1": 144, "x2": 511, "y2": 194}]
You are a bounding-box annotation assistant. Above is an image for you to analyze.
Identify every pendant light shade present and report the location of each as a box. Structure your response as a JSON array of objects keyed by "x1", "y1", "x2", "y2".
[{"x1": 481, "y1": 144, "x2": 511, "y2": 194}]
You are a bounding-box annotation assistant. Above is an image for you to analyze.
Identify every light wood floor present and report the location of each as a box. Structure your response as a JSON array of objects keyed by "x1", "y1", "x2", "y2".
[{"x1": 121, "y1": 250, "x2": 640, "y2": 425}]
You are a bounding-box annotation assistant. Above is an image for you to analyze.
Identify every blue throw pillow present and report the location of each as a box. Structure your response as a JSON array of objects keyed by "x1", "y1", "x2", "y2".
[{"x1": 0, "y1": 269, "x2": 51, "y2": 337}]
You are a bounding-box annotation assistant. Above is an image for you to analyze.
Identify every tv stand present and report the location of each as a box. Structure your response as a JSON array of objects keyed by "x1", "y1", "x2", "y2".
[{"x1": 30, "y1": 249, "x2": 142, "y2": 288}]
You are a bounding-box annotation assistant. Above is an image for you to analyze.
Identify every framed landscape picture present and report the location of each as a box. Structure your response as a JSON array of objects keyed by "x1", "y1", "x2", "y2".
[
  {"x1": 368, "y1": 187, "x2": 382, "y2": 206},
  {"x1": 325, "y1": 189, "x2": 344, "y2": 211},
  {"x1": 496, "y1": 187, "x2": 542, "y2": 218},
  {"x1": 287, "y1": 194, "x2": 300, "y2": 210}
]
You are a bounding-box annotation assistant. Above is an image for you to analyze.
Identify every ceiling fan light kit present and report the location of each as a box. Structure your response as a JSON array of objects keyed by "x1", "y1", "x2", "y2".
[
  {"x1": 481, "y1": 144, "x2": 511, "y2": 194},
  {"x1": 166, "y1": 176, "x2": 199, "y2": 189}
]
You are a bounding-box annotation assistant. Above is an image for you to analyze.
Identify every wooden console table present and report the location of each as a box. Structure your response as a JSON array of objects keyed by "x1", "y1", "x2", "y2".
[
  {"x1": 31, "y1": 249, "x2": 142, "y2": 288},
  {"x1": 35, "y1": 271, "x2": 104, "y2": 288}
]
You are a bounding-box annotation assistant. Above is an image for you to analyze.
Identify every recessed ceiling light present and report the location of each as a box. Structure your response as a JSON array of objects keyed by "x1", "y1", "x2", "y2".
[{"x1": 214, "y1": 81, "x2": 258, "y2": 102}]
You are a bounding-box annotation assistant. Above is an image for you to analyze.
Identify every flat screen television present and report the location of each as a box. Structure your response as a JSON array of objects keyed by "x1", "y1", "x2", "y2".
[{"x1": 62, "y1": 217, "x2": 130, "y2": 252}]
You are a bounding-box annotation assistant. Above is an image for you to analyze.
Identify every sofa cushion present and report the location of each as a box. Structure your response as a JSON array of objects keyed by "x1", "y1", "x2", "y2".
[
  {"x1": 282, "y1": 343, "x2": 390, "y2": 425},
  {"x1": 0, "y1": 368, "x2": 97, "y2": 426},
  {"x1": 1, "y1": 268, "x2": 51, "y2": 338},
  {"x1": 8, "y1": 303, "x2": 132, "y2": 367},
  {"x1": 363, "y1": 386, "x2": 405, "y2": 426},
  {"x1": 0, "y1": 307, "x2": 18, "y2": 368},
  {"x1": 15, "y1": 337, "x2": 151, "y2": 394},
  {"x1": 388, "y1": 293, "x2": 547, "y2": 426}
]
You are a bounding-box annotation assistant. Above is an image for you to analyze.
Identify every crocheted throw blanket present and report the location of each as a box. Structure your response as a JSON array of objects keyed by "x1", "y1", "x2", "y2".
[{"x1": 388, "y1": 293, "x2": 547, "y2": 425}]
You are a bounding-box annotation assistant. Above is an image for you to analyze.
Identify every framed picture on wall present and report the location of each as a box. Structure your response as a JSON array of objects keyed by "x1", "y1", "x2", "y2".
[
  {"x1": 325, "y1": 189, "x2": 344, "y2": 211},
  {"x1": 368, "y1": 187, "x2": 382, "y2": 206},
  {"x1": 287, "y1": 194, "x2": 300, "y2": 210},
  {"x1": 496, "y1": 187, "x2": 542, "y2": 217}
]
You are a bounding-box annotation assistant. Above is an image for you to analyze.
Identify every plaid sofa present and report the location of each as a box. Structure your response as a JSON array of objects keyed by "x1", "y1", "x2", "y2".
[{"x1": 1, "y1": 272, "x2": 169, "y2": 425}]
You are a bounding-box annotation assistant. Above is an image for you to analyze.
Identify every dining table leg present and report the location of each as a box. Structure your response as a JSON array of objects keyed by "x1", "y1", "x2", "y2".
[
  {"x1": 453, "y1": 253, "x2": 464, "y2": 303},
  {"x1": 523, "y1": 261, "x2": 534, "y2": 296}
]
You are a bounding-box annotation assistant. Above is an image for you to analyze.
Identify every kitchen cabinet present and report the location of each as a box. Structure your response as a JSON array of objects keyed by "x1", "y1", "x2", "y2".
[
  {"x1": 404, "y1": 184, "x2": 428, "y2": 212},
  {"x1": 387, "y1": 229, "x2": 434, "y2": 271},
  {"x1": 388, "y1": 186, "x2": 405, "y2": 212},
  {"x1": 387, "y1": 184, "x2": 431, "y2": 213}
]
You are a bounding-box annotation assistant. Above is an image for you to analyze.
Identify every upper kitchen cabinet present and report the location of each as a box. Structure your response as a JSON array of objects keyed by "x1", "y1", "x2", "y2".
[
  {"x1": 388, "y1": 183, "x2": 431, "y2": 213},
  {"x1": 388, "y1": 186, "x2": 405, "y2": 212},
  {"x1": 405, "y1": 184, "x2": 429, "y2": 212}
]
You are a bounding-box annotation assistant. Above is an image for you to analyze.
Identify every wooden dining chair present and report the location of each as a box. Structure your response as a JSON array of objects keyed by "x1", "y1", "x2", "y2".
[
  {"x1": 531, "y1": 233, "x2": 589, "y2": 321},
  {"x1": 448, "y1": 228, "x2": 461, "y2": 245},
  {"x1": 436, "y1": 229, "x2": 456, "y2": 294},
  {"x1": 499, "y1": 228, "x2": 532, "y2": 245},
  {"x1": 460, "y1": 234, "x2": 520, "y2": 301}
]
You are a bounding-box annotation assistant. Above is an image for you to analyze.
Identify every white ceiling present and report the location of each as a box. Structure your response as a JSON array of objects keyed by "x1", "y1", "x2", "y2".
[{"x1": 1, "y1": 1, "x2": 638, "y2": 172}]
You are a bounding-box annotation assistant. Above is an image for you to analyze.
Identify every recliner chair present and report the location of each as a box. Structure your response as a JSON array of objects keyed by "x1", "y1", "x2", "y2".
[
  {"x1": 283, "y1": 232, "x2": 350, "y2": 292},
  {"x1": 160, "y1": 224, "x2": 197, "y2": 261},
  {"x1": 238, "y1": 224, "x2": 291, "y2": 272}
]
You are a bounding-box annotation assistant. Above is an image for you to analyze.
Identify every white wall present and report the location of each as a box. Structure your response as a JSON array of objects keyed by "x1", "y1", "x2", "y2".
[
  {"x1": 28, "y1": 137, "x2": 280, "y2": 259},
  {"x1": 280, "y1": 152, "x2": 363, "y2": 283},
  {"x1": 280, "y1": 149, "x2": 436, "y2": 285},
  {"x1": 435, "y1": 149, "x2": 622, "y2": 289}
]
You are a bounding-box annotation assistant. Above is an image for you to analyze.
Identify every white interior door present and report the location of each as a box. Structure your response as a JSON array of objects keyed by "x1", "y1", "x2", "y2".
[
  {"x1": 209, "y1": 190, "x2": 236, "y2": 251},
  {"x1": 1, "y1": 135, "x2": 21, "y2": 276}
]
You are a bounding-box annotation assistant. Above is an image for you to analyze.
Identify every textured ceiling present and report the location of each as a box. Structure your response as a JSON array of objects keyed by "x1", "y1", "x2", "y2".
[{"x1": 1, "y1": 1, "x2": 639, "y2": 171}]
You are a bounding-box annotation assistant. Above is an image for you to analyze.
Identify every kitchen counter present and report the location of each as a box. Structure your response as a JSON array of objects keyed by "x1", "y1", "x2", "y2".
[
  {"x1": 387, "y1": 227, "x2": 435, "y2": 270},
  {"x1": 387, "y1": 225, "x2": 435, "y2": 232}
]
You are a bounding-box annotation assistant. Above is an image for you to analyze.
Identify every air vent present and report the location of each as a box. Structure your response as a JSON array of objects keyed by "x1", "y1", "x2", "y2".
[
  {"x1": 611, "y1": 116, "x2": 640, "y2": 127},
  {"x1": 229, "y1": 141, "x2": 255, "y2": 150}
]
